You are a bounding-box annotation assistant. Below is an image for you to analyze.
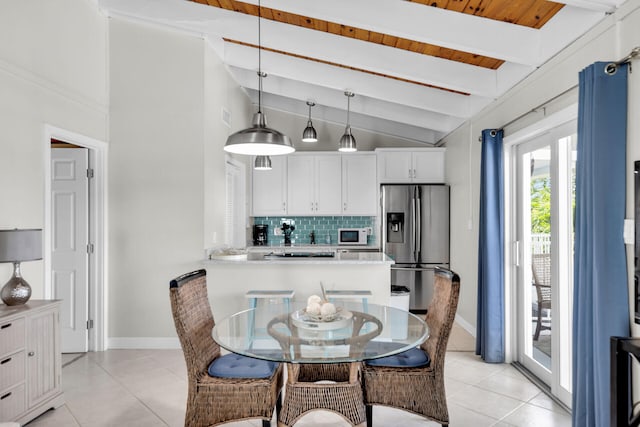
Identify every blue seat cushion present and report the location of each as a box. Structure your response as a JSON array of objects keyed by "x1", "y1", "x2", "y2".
[
  {"x1": 365, "y1": 347, "x2": 430, "y2": 368},
  {"x1": 208, "y1": 353, "x2": 278, "y2": 379}
]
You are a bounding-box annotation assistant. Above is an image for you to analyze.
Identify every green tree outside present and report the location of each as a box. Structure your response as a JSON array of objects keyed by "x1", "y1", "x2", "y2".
[{"x1": 531, "y1": 177, "x2": 551, "y2": 233}]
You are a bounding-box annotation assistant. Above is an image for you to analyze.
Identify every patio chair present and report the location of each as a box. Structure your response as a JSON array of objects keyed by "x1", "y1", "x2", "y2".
[
  {"x1": 169, "y1": 269, "x2": 283, "y2": 427},
  {"x1": 362, "y1": 266, "x2": 460, "y2": 427},
  {"x1": 532, "y1": 253, "x2": 551, "y2": 341}
]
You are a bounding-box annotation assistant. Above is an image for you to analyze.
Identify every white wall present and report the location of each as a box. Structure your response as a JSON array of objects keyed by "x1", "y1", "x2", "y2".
[
  {"x1": 0, "y1": 0, "x2": 107, "y2": 296},
  {"x1": 107, "y1": 18, "x2": 207, "y2": 342},
  {"x1": 441, "y1": 0, "x2": 640, "y2": 334},
  {"x1": 203, "y1": 44, "x2": 253, "y2": 251}
]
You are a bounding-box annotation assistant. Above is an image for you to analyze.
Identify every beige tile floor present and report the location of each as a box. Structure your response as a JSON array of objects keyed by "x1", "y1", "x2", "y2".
[{"x1": 24, "y1": 347, "x2": 571, "y2": 427}]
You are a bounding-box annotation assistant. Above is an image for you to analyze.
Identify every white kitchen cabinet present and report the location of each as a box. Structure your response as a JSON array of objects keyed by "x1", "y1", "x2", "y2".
[
  {"x1": 252, "y1": 155, "x2": 288, "y2": 216},
  {"x1": 0, "y1": 300, "x2": 64, "y2": 425},
  {"x1": 376, "y1": 148, "x2": 445, "y2": 183},
  {"x1": 287, "y1": 154, "x2": 342, "y2": 215},
  {"x1": 342, "y1": 153, "x2": 377, "y2": 215}
]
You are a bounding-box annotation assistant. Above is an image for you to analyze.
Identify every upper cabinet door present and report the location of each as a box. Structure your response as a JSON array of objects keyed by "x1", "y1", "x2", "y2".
[
  {"x1": 288, "y1": 154, "x2": 342, "y2": 215},
  {"x1": 287, "y1": 156, "x2": 315, "y2": 215},
  {"x1": 342, "y1": 154, "x2": 377, "y2": 215},
  {"x1": 314, "y1": 155, "x2": 342, "y2": 214},
  {"x1": 376, "y1": 149, "x2": 445, "y2": 183},
  {"x1": 252, "y1": 155, "x2": 288, "y2": 216},
  {"x1": 377, "y1": 151, "x2": 412, "y2": 183},
  {"x1": 412, "y1": 150, "x2": 445, "y2": 183}
]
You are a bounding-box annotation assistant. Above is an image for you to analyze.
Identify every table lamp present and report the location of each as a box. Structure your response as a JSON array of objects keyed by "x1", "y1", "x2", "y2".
[{"x1": 0, "y1": 229, "x2": 42, "y2": 306}]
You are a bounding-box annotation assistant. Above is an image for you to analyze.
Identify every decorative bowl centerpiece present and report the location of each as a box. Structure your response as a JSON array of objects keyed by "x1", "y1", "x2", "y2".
[{"x1": 290, "y1": 286, "x2": 353, "y2": 330}]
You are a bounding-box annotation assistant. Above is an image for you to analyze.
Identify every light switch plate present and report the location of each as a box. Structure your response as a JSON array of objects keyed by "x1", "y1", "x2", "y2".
[{"x1": 623, "y1": 219, "x2": 634, "y2": 245}]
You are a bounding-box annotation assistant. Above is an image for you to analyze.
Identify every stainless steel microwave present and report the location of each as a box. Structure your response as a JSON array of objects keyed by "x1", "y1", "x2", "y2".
[{"x1": 338, "y1": 228, "x2": 368, "y2": 245}]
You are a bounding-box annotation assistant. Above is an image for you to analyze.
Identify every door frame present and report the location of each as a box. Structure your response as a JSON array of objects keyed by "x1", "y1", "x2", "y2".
[
  {"x1": 43, "y1": 125, "x2": 108, "y2": 351},
  {"x1": 503, "y1": 104, "x2": 576, "y2": 407}
]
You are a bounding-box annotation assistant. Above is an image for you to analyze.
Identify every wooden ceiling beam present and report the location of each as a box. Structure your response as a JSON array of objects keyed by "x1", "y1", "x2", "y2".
[{"x1": 192, "y1": 0, "x2": 505, "y2": 69}]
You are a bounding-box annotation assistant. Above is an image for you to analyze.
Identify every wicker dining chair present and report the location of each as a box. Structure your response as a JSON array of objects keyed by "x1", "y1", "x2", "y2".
[
  {"x1": 531, "y1": 253, "x2": 551, "y2": 341},
  {"x1": 279, "y1": 362, "x2": 366, "y2": 427},
  {"x1": 362, "y1": 266, "x2": 460, "y2": 427},
  {"x1": 169, "y1": 269, "x2": 283, "y2": 427},
  {"x1": 269, "y1": 311, "x2": 383, "y2": 427}
]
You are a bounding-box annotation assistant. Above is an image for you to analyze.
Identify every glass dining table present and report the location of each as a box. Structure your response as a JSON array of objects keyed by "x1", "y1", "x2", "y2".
[{"x1": 212, "y1": 302, "x2": 429, "y2": 364}]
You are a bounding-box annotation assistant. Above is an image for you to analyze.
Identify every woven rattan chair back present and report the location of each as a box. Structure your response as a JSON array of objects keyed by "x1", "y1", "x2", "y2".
[
  {"x1": 363, "y1": 266, "x2": 460, "y2": 427},
  {"x1": 420, "y1": 267, "x2": 461, "y2": 372},
  {"x1": 170, "y1": 269, "x2": 220, "y2": 379},
  {"x1": 532, "y1": 253, "x2": 551, "y2": 302},
  {"x1": 170, "y1": 269, "x2": 283, "y2": 427},
  {"x1": 531, "y1": 253, "x2": 551, "y2": 340}
]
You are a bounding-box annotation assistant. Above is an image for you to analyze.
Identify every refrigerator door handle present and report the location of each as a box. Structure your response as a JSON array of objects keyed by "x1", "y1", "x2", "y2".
[
  {"x1": 411, "y1": 194, "x2": 417, "y2": 262},
  {"x1": 415, "y1": 188, "x2": 422, "y2": 259},
  {"x1": 391, "y1": 266, "x2": 436, "y2": 272}
]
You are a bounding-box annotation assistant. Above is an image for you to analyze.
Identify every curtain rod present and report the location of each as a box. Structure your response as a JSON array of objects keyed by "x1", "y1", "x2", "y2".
[
  {"x1": 478, "y1": 46, "x2": 640, "y2": 141},
  {"x1": 605, "y1": 46, "x2": 640, "y2": 74}
]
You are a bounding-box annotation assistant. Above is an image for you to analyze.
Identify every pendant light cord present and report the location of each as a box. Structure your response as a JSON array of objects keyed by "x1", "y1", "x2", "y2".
[{"x1": 257, "y1": 0, "x2": 262, "y2": 113}]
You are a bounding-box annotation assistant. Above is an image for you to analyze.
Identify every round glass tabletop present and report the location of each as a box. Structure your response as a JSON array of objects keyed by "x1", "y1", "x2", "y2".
[{"x1": 212, "y1": 302, "x2": 429, "y2": 364}]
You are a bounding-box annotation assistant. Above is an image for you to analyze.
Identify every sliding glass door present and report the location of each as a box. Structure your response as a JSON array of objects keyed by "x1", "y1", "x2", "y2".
[{"x1": 513, "y1": 120, "x2": 576, "y2": 407}]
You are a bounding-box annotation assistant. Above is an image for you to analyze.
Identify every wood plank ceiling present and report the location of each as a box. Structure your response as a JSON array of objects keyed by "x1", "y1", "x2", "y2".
[
  {"x1": 98, "y1": 0, "x2": 623, "y2": 144},
  {"x1": 193, "y1": 0, "x2": 564, "y2": 72}
]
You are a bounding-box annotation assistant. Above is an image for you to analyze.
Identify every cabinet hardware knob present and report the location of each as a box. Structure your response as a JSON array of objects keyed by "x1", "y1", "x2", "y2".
[{"x1": 28, "y1": 351, "x2": 35, "y2": 357}]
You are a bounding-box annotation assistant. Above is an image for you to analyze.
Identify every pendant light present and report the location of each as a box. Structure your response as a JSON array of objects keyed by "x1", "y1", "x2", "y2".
[
  {"x1": 254, "y1": 155, "x2": 272, "y2": 170},
  {"x1": 223, "y1": 0, "x2": 294, "y2": 156},
  {"x1": 338, "y1": 91, "x2": 357, "y2": 152},
  {"x1": 302, "y1": 101, "x2": 318, "y2": 142}
]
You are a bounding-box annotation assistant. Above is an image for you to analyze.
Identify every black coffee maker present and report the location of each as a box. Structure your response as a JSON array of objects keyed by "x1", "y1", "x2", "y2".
[{"x1": 253, "y1": 224, "x2": 268, "y2": 246}]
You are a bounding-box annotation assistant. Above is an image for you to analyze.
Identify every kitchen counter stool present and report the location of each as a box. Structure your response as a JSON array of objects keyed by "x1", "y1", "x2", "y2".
[
  {"x1": 326, "y1": 289, "x2": 372, "y2": 312},
  {"x1": 245, "y1": 290, "x2": 295, "y2": 346}
]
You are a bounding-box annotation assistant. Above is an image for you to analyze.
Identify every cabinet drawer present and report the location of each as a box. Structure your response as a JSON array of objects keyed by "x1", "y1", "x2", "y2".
[
  {"x1": 0, "y1": 351, "x2": 25, "y2": 391},
  {"x1": 0, "y1": 383, "x2": 26, "y2": 421},
  {"x1": 0, "y1": 317, "x2": 25, "y2": 357}
]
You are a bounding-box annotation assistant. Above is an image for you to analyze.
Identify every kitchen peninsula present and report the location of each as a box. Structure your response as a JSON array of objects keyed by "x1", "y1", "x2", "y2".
[{"x1": 203, "y1": 249, "x2": 394, "y2": 320}]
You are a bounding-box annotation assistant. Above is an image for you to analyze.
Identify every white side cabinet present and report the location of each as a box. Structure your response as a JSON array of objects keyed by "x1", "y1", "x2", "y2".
[
  {"x1": 376, "y1": 148, "x2": 445, "y2": 183},
  {"x1": 0, "y1": 300, "x2": 64, "y2": 424},
  {"x1": 287, "y1": 154, "x2": 342, "y2": 215},
  {"x1": 342, "y1": 154, "x2": 377, "y2": 215},
  {"x1": 252, "y1": 155, "x2": 288, "y2": 216}
]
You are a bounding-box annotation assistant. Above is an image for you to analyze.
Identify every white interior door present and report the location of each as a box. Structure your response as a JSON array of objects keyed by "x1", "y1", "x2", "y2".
[{"x1": 51, "y1": 148, "x2": 89, "y2": 353}]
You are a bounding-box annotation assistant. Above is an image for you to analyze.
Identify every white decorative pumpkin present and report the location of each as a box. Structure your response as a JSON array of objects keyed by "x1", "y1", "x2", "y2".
[
  {"x1": 307, "y1": 295, "x2": 323, "y2": 306},
  {"x1": 306, "y1": 302, "x2": 322, "y2": 316},
  {"x1": 320, "y1": 302, "x2": 337, "y2": 317}
]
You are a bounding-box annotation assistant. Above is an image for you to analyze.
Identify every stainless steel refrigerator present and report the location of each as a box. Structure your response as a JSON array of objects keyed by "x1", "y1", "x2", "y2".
[{"x1": 381, "y1": 184, "x2": 450, "y2": 312}]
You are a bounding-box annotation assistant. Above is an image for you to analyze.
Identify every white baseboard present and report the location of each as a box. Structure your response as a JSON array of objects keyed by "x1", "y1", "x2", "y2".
[
  {"x1": 454, "y1": 314, "x2": 476, "y2": 338},
  {"x1": 107, "y1": 337, "x2": 181, "y2": 349}
]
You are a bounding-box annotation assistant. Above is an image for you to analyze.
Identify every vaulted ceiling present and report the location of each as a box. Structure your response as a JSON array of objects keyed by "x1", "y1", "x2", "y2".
[{"x1": 98, "y1": 0, "x2": 627, "y2": 145}]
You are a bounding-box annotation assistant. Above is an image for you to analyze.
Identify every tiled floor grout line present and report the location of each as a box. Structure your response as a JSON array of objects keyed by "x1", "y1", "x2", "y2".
[{"x1": 84, "y1": 356, "x2": 172, "y2": 427}]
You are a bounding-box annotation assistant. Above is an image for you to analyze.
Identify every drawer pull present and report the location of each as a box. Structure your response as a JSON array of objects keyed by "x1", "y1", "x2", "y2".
[
  {"x1": 1, "y1": 323, "x2": 11, "y2": 329},
  {"x1": 0, "y1": 357, "x2": 11, "y2": 365},
  {"x1": 28, "y1": 351, "x2": 35, "y2": 357},
  {"x1": 0, "y1": 392, "x2": 11, "y2": 400}
]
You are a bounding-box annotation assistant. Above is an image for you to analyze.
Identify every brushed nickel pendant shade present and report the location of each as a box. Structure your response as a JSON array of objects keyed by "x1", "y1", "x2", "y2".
[
  {"x1": 223, "y1": 0, "x2": 293, "y2": 156},
  {"x1": 338, "y1": 91, "x2": 357, "y2": 152},
  {"x1": 254, "y1": 155, "x2": 272, "y2": 170},
  {"x1": 302, "y1": 101, "x2": 318, "y2": 142}
]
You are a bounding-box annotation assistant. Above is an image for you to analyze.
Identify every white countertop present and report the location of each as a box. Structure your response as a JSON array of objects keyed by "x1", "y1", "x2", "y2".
[
  {"x1": 204, "y1": 250, "x2": 394, "y2": 265},
  {"x1": 247, "y1": 244, "x2": 380, "y2": 252}
]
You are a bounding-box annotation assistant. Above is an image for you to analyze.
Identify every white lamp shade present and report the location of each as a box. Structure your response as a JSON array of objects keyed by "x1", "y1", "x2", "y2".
[{"x1": 0, "y1": 229, "x2": 42, "y2": 263}]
